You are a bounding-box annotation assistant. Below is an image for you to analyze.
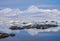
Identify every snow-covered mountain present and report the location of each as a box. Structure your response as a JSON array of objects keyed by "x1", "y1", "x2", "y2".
[
  {"x1": 0, "y1": 6, "x2": 60, "y2": 22},
  {"x1": 0, "y1": 6, "x2": 60, "y2": 35},
  {"x1": 0, "y1": 6, "x2": 60, "y2": 27}
]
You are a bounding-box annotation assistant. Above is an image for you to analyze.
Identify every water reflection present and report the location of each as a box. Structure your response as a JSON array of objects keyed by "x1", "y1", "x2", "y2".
[
  {"x1": 0, "y1": 33, "x2": 15, "y2": 39},
  {"x1": 0, "y1": 21, "x2": 60, "y2": 41},
  {"x1": 0, "y1": 30, "x2": 60, "y2": 41}
]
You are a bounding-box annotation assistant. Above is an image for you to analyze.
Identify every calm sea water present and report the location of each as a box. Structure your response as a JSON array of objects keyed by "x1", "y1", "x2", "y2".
[{"x1": 0, "y1": 30, "x2": 60, "y2": 41}]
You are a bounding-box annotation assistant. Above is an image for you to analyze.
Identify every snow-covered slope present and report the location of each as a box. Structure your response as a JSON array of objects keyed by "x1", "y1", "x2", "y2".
[
  {"x1": 0, "y1": 6, "x2": 60, "y2": 21},
  {"x1": 0, "y1": 8, "x2": 12, "y2": 13}
]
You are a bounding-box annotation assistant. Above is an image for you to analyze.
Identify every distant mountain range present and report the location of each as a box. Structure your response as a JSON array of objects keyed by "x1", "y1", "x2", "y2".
[
  {"x1": 0, "y1": 5, "x2": 60, "y2": 21},
  {"x1": 0, "y1": 6, "x2": 60, "y2": 35}
]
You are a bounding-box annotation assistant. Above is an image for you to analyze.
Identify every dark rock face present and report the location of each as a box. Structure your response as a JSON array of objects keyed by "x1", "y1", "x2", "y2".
[
  {"x1": 34, "y1": 24, "x2": 58, "y2": 29},
  {"x1": 9, "y1": 25, "x2": 33, "y2": 30},
  {"x1": 45, "y1": 24, "x2": 58, "y2": 27},
  {"x1": 0, "y1": 33, "x2": 15, "y2": 39},
  {"x1": 9, "y1": 26, "x2": 18, "y2": 30},
  {"x1": 23, "y1": 25, "x2": 33, "y2": 29},
  {"x1": 9, "y1": 34, "x2": 15, "y2": 37},
  {"x1": 0, "y1": 33, "x2": 9, "y2": 39},
  {"x1": 9, "y1": 26, "x2": 24, "y2": 30},
  {"x1": 32, "y1": 24, "x2": 48, "y2": 29},
  {"x1": 9, "y1": 21, "x2": 58, "y2": 30}
]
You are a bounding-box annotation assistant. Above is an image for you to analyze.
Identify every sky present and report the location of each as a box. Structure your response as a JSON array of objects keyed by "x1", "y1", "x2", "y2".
[{"x1": 0, "y1": 0, "x2": 60, "y2": 10}]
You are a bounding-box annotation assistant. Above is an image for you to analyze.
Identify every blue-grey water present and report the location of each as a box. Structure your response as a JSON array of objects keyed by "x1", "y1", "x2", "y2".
[{"x1": 0, "y1": 30, "x2": 60, "y2": 41}]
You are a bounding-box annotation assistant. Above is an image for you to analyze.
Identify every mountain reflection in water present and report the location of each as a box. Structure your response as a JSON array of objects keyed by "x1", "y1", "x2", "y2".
[{"x1": 0, "y1": 29, "x2": 60, "y2": 41}]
